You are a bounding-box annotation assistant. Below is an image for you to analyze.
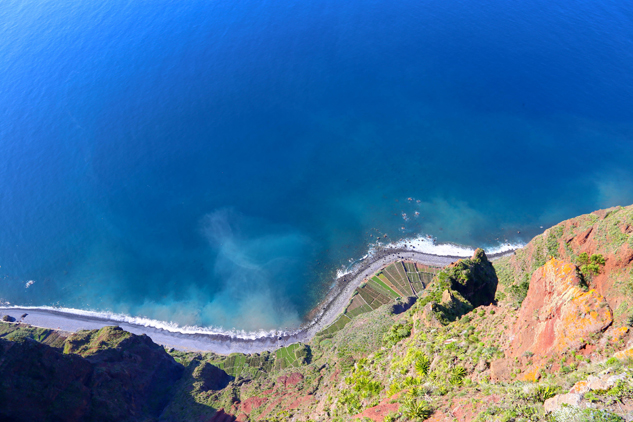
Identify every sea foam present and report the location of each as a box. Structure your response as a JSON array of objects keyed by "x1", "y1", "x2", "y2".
[
  {"x1": 4, "y1": 305, "x2": 296, "y2": 340},
  {"x1": 378, "y1": 235, "x2": 522, "y2": 258}
]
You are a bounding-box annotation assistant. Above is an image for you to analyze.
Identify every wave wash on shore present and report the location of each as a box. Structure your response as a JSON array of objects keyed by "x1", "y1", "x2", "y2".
[{"x1": 0, "y1": 242, "x2": 518, "y2": 354}]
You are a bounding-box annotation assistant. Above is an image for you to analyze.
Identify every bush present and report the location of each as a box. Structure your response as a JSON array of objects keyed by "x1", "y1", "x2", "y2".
[
  {"x1": 415, "y1": 355, "x2": 431, "y2": 377},
  {"x1": 383, "y1": 322, "x2": 412, "y2": 347},
  {"x1": 400, "y1": 398, "x2": 432, "y2": 421},
  {"x1": 449, "y1": 366, "x2": 467, "y2": 386},
  {"x1": 577, "y1": 253, "x2": 606, "y2": 278},
  {"x1": 509, "y1": 281, "x2": 530, "y2": 304},
  {"x1": 531, "y1": 385, "x2": 560, "y2": 403}
]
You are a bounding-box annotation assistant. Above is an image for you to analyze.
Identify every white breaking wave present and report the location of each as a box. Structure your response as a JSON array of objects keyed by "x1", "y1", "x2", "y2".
[
  {"x1": 3, "y1": 305, "x2": 299, "y2": 340},
  {"x1": 335, "y1": 267, "x2": 352, "y2": 278},
  {"x1": 335, "y1": 251, "x2": 371, "y2": 279},
  {"x1": 5, "y1": 236, "x2": 523, "y2": 342},
  {"x1": 379, "y1": 235, "x2": 523, "y2": 257}
]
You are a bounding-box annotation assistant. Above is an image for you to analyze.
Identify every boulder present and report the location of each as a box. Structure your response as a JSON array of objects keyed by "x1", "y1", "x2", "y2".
[
  {"x1": 544, "y1": 393, "x2": 583, "y2": 413},
  {"x1": 569, "y1": 373, "x2": 628, "y2": 394},
  {"x1": 489, "y1": 359, "x2": 512, "y2": 382}
]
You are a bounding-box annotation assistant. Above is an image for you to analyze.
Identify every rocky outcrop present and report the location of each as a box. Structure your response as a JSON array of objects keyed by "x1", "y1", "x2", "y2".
[
  {"x1": 194, "y1": 361, "x2": 232, "y2": 391},
  {"x1": 544, "y1": 373, "x2": 628, "y2": 413},
  {"x1": 543, "y1": 393, "x2": 583, "y2": 413},
  {"x1": 420, "y1": 248, "x2": 498, "y2": 324},
  {"x1": 510, "y1": 258, "x2": 612, "y2": 359},
  {"x1": 447, "y1": 248, "x2": 498, "y2": 308},
  {"x1": 508, "y1": 258, "x2": 613, "y2": 359}
]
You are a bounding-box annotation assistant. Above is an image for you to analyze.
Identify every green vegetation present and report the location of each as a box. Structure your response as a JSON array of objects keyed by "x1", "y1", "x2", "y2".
[
  {"x1": 449, "y1": 366, "x2": 467, "y2": 386},
  {"x1": 414, "y1": 354, "x2": 430, "y2": 377},
  {"x1": 2, "y1": 204, "x2": 633, "y2": 422},
  {"x1": 63, "y1": 326, "x2": 132, "y2": 356},
  {"x1": 577, "y1": 252, "x2": 606, "y2": 278},
  {"x1": 508, "y1": 280, "x2": 530, "y2": 305},
  {"x1": 400, "y1": 397, "x2": 433, "y2": 421},
  {"x1": 317, "y1": 261, "x2": 440, "y2": 338},
  {"x1": 383, "y1": 321, "x2": 412, "y2": 347},
  {"x1": 0, "y1": 323, "x2": 66, "y2": 348}
]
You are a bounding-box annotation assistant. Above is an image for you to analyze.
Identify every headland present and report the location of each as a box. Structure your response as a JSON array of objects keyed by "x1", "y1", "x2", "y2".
[{"x1": 0, "y1": 247, "x2": 514, "y2": 354}]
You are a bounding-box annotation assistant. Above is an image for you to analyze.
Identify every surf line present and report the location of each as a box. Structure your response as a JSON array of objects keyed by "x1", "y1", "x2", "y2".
[{"x1": 0, "y1": 247, "x2": 516, "y2": 354}]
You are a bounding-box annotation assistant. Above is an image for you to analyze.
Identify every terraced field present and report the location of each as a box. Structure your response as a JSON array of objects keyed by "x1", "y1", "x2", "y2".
[
  {"x1": 211, "y1": 342, "x2": 313, "y2": 378},
  {"x1": 317, "y1": 260, "x2": 440, "y2": 337}
]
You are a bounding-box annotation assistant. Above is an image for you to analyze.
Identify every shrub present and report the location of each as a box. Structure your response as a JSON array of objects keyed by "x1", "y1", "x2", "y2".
[
  {"x1": 400, "y1": 398, "x2": 432, "y2": 421},
  {"x1": 577, "y1": 253, "x2": 606, "y2": 278},
  {"x1": 383, "y1": 322, "x2": 412, "y2": 347},
  {"x1": 509, "y1": 281, "x2": 530, "y2": 305},
  {"x1": 606, "y1": 379, "x2": 633, "y2": 403},
  {"x1": 415, "y1": 354, "x2": 431, "y2": 377},
  {"x1": 531, "y1": 385, "x2": 560, "y2": 403},
  {"x1": 449, "y1": 366, "x2": 467, "y2": 386}
]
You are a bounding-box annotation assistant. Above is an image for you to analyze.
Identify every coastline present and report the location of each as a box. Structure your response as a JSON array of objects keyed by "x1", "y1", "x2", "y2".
[{"x1": 0, "y1": 247, "x2": 514, "y2": 355}]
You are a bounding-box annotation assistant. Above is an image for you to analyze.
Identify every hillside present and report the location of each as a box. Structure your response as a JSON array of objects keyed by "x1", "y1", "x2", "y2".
[{"x1": 2, "y1": 205, "x2": 633, "y2": 421}]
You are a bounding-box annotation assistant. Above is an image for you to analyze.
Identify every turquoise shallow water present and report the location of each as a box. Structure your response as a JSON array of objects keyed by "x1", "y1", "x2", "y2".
[{"x1": 0, "y1": 0, "x2": 632, "y2": 332}]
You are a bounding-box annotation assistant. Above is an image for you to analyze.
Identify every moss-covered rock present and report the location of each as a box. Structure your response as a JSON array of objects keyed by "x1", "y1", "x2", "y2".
[{"x1": 419, "y1": 248, "x2": 498, "y2": 324}]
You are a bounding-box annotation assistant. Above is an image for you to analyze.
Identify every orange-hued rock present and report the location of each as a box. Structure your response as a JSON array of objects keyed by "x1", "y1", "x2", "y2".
[
  {"x1": 490, "y1": 358, "x2": 513, "y2": 382},
  {"x1": 277, "y1": 372, "x2": 304, "y2": 388},
  {"x1": 519, "y1": 364, "x2": 542, "y2": 382},
  {"x1": 509, "y1": 258, "x2": 612, "y2": 359},
  {"x1": 352, "y1": 400, "x2": 399, "y2": 421},
  {"x1": 240, "y1": 396, "x2": 268, "y2": 414},
  {"x1": 614, "y1": 347, "x2": 633, "y2": 361}
]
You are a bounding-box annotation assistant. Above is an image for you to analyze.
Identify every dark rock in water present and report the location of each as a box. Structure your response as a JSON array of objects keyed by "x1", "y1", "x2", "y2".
[
  {"x1": 1, "y1": 314, "x2": 15, "y2": 322},
  {"x1": 389, "y1": 296, "x2": 417, "y2": 314},
  {"x1": 194, "y1": 361, "x2": 232, "y2": 391},
  {"x1": 0, "y1": 326, "x2": 184, "y2": 422}
]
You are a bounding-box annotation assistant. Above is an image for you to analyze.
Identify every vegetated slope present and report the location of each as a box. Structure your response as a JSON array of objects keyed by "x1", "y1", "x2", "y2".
[{"x1": 2, "y1": 204, "x2": 633, "y2": 422}]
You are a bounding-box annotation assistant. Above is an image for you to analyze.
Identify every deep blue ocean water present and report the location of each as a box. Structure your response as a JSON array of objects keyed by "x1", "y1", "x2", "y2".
[{"x1": 1, "y1": 0, "x2": 632, "y2": 332}]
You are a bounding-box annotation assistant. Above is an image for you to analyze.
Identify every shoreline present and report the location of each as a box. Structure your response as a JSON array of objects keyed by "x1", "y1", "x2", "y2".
[{"x1": 0, "y1": 247, "x2": 514, "y2": 355}]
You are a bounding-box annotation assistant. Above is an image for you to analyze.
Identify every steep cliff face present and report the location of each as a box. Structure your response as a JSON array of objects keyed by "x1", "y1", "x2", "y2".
[
  {"x1": 508, "y1": 258, "x2": 613, "y2": 359},
  {"x1": 447, "y1": 248, "x2": 498, "y2": 309},
  {"x1": 0, "y1": 326, "x2": 183, "y2": 422},
  {"x1": 0, "y1": 338, "x2": 93, "y2": 422},
  {"x1": 65, "y1": 326, "x2": 185, "y2": 421}
]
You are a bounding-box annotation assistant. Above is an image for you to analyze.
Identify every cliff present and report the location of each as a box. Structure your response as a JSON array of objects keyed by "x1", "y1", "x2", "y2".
[
  {"x1": 2, "y1": 205, "x2": 633, "y2": 422},
  {"x1": 0, "y1": 326, "x2": 183, "y2": 422}
]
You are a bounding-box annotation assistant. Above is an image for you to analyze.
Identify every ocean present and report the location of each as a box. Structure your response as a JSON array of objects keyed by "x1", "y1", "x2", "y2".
[{"x1": 1, "y1": 0, "x2": 632, "y2": 333}]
